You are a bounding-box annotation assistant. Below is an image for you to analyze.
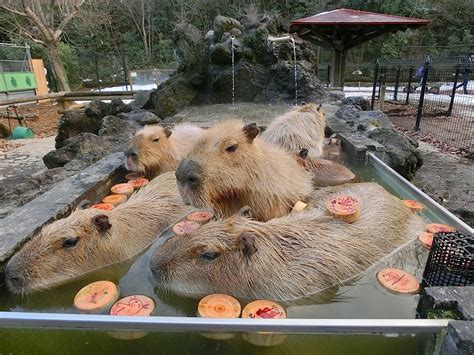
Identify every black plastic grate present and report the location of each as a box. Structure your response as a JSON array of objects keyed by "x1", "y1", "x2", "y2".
[{"x1": 422, "y1": 231, "x2": 473, "y2": 287}]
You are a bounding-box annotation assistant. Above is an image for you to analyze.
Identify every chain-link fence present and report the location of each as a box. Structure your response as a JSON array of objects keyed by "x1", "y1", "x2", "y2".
[{"x1": 372, "y1": 56, "x2": 473, "y2": 153}]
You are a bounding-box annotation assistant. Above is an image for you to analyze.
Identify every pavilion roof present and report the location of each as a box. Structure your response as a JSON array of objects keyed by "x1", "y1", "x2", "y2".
[{"x1": 291, "y1": 8, "x2": 431, "y2": 27}]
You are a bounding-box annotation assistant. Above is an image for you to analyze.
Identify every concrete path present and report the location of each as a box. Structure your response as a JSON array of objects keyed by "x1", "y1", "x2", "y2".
[
  {"x1": 0, "y1": 136, "x2": 55, "y2": 181},
  {"x1": 414, "y1": 142, "x2": 473, "y2": 226}
]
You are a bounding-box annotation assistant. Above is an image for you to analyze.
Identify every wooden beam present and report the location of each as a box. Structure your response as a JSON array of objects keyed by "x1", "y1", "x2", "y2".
[{"x1": 0, "y1": 92, "x2": 66, "y2": 106}]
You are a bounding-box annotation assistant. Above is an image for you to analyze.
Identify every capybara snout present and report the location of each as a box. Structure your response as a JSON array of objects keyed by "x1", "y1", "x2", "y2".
[{"x1": 4, "y1": 263, "x2": 26, "y2": 293}]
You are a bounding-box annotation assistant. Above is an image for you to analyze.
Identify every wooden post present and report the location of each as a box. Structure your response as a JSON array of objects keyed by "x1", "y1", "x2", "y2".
[{"x1": 331, "y1": 49, "x2": 346, "y2": 88}]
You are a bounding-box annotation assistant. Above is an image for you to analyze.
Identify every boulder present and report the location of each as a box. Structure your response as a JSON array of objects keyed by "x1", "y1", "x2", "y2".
[
  {"x1": 117, "y1": 109, "x2": 160, "y2": 125},
  {"x1": 342, "y1": 96, "x2": 370, "y2": 111},
  {"x1": 173, "y1": 23, "x2": 204, "y2": 71},
  {"x1": 131, "y1": 90, "x2": 154, "y2": 110},
  {"x1": 98, "y1": 115, "x2": 137, "y2": 139},
  {"x1": 213, "y1": 15, "x2": 243, "y2": 41},
  {"x1": 55, "y1": 111, "x2": 102, "y2": 149},
  {"x1": 85, "y1": 100, "x2": 113, "y2": 118},
  {"x1": 335, "y1": 104, "x2": 360, "y2": 121},
  {"x1": 110, "y1": 98, "x2": 132, "y2": 115},
  {"x1": 357, "y1": 111, "x2": 393, "y2": 131},
  {"x1": 44, "y1": 133, "x2": 113, "y2": 169},
  {"x1": 150, "y1": 76, "x2": 198, "y2": 118},
  {"x1": 367, "y1": 128, "x2": 423, "y2": 180}
]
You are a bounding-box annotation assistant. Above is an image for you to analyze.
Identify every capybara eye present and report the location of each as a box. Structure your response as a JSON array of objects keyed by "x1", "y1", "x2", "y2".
[
  {"x1": 225, "y1": 144, "x2": 238, "y2": 153},
  {"x1": 152, "y1": 138, "x2": 160, "y2": 143},
  {"x1": 62, "y1": 237, "x2": 80, "y2": 249},
  {"x1": 200, "y1": 252, "x2": 220, "y2": 261}
]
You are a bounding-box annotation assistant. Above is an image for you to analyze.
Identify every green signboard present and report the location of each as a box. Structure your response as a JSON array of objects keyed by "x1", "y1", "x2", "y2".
[{"x1": 0, "y1": 72, "x2": 37, "y2": 92}]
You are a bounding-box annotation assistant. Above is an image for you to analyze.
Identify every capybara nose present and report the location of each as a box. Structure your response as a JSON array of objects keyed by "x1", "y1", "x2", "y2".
[
  {"x1": 5, "y1": 264, "x2": 26, "y2": 292},
  {"x1": 175, "y1": 159, "x2": 202, "y2": 188},
  {"x1": 124, "y1": 147, "x2": 137, "y2": 157}
]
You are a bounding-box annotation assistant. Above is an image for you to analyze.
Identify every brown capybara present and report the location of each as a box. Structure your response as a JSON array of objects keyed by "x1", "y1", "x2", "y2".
[
  {"x1": 295, "y1": 148, "x2": 357, "y2": 187},
  {"x1": 124, "y1": 123, "x2": 203, "y2": 178},
  {"x1": 150, "y1": 182, "x2": 426, "y2": 300},
  {"x1": 175, "y1": 120, "x2": 313, "y2": 222},
  {"x1": 262, "y1": 103, "x2": 326, "y2": 158},
  {"x1": 5, "y1": 172, "x2": 192, "y2": 294},
  {"x1": 321, "y1": 135, "x2": 348, "y2": 165}
]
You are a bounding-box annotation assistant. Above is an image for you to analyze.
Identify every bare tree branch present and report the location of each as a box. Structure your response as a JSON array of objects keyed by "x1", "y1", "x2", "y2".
[{"x1": 53, "y1": 0, "x2": 86, "y2": 40}]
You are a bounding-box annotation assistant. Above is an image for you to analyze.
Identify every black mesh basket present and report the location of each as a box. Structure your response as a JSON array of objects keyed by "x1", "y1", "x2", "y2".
[{"x1": 422, "y1": 231, "x2": 473, "y2": 287}]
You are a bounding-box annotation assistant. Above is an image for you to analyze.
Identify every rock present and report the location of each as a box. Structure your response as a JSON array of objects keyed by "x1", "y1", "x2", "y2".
[
  {"x1": 98, "y1": 115, "x2": 137, "y2": 139},
  {"x1": 342, "y1": 96, "x2": 370, "y2": 111},
  {"x1": 110, "y1": 98, "x2": 132, "y2": 115},
  {"x1": 356, "y1": 111, "x2": 393, "y2": 132},
  {"x1": 55, "y1": 111, "x2": 102, "y2": 149},
  {"x1": 117, "y1": 109, "x2": 160, "y2": 125},
  {"x1": 173, "y1": 23, "x2": 204, "y2": 71},
  {"x1": 367, "y1": 128, "x2": 423, "y2": 180},
  {"x1": 335, "y1": 104, "x2": 360, "y2": 121},
  {"x1": 213, "y1": 15, "x2": 243, "y2": 41},
  {"x1": 44, "y1": 133, "x2": 113, "y2": 169},
  {"x1": 85, "y1": 100, "x2": 112, "y2": 118},
  {"x1": 328, "y1": 92, "x2": 345, "y2": 101},
  {"x1": 150, "y1": 76, "x2": 198, "y2": 118},
  {"x1": 131, "y1": 90, "x2": 153, "y2": 110},
  {"x1": 210, "y1": 39, "x2": 241, "y2": 65}
]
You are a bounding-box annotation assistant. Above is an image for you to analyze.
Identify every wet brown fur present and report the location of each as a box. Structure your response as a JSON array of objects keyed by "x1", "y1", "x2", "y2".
[
  {"x1": 262, "y1": 104, "x2": 326, "y2": 158},
  {"x1": 151, "y1": 182, "x2": 426, "y2": 300},
  {"x1": 6, "y1": 172, "x2": 192, "y2": 294},
  {"x1": 125, "y1": 123, "x2": 203, "y2": 177},
  {"x1": 178, "y1": 120, "x2": 313, "y2": 221}
]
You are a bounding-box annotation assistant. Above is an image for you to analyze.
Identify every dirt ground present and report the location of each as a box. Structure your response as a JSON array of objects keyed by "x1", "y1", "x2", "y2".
[
  {"x1": 0, "y1": 103, "x2": 61, "y2": 154},
  {"x1": 383, "y1": 102, "x2": 473, "y2": 158}
]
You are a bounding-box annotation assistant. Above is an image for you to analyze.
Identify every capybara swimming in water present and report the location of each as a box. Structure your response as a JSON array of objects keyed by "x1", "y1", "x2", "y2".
[
  {"x1": 5, "y1": 172, "x2": 192, "y2": 294},
  {"x1": 124, "y1": 123, "x2": 203, "y2": 178},
  {"x1": 175, "y1": 120, "x2": 313, "y2": 221},
  {"x1": 262, "y1": 103, "x2": 326, "y2": 158},
  {"x1": 150, "y1": 182, "x2": 426, "y2": 300}
]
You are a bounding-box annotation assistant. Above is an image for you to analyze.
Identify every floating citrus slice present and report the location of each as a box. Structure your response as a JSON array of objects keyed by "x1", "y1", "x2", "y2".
[
  {"x1": 418, "y1": 232, "x2": 434, "y2": 249},
  {"x1": 110, "y1": 295, "x2": 155, "y2": 316},
  {"x1": 102, "y1": 194, "x2": 128, "y2": 206},
  {"x1": 427, "y1": 223, "x2": 456, "y2": 234},
  {"x1": 325, "y1": 195, "x2": 360, "y2": 223},
  {"x1": 376, "y1": 268, "x2": 419, "y2": 294},
  {"x1": 128, "y1": 178, "x2": 149, "y2": 190},
  {"x1": 172, "y1": 220, "x2": 201, "y2": 236},
  {"x1": 198, "y1": 294, "x2": 241, "y2": 318},
  {"x1": 186, "y1": 211, "x2": 214, "y2": 224},
  {"x1": 402, "y1": 200, "x2": 425, "y2": 212},
  {"x1": 111, "y1": 183, "x2": 134, "y2": 197},
  {"x1": 74, "y1": 281, "x2": 119, "y2": 313},
  {"x1": 90, "y1": 203, "x2": 114, "y2": 211}
]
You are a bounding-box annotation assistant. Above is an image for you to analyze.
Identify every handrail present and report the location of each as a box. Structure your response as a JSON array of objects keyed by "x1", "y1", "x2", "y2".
[{"x1": 0, "y1": 312, "x2": 450, "y2": 334}]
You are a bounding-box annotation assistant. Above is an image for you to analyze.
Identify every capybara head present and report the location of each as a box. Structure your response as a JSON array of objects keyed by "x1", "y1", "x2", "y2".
[
  {"x1": 175, "y1": 120, "x2": 313, "y2": 221},
  {"x1": 5, "y1": 206, "x2": 116, "y2": 295},
  {"x1": 124, "y1": 125, "x2": 175, "y2": 176}
]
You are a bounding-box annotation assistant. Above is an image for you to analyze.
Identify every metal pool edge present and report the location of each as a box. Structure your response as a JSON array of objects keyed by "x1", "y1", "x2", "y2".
[
  {"x1": 367, "y1": 153, "x2": 473, "y2": 235},
  {"x1": 0, "y1": 312, "x2": 450, "y2": 334}
]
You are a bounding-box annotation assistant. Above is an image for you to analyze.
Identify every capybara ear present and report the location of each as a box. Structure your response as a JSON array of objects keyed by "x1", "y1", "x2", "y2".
[
  {"x1": 242, "y1": 123, "x2": 260, "y2": 142},
  {"x1": 238, "y1": 206, "x2": 252, "y2": 218},
  {"x1": 240, "y1": 233, "x2": 257, "y2": 257},
  {"x1": 164, "y1": 126, "x2": 173, "y2": 138},
  {"x1": 317, "y1": 104, "x2": 323, "y2": 111},
  {"x1": 92, "y1": 214, "x2": 112, "y2": 233},
  {"x1": 76, "y1": 200, "x2": 91, "y2": 210},
  {"x1": 299, "y1": 148, "x2": 309, "y2": 160}
]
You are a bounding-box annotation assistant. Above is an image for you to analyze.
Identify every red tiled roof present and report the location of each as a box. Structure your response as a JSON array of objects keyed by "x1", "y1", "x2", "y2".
[{"x1": 292, "y1": 8, "x2": 431, "y2": 27}]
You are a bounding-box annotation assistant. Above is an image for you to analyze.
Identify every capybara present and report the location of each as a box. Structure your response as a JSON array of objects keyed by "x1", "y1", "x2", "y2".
[
  {"x1": 321, "y1": 135, "x2": 348, "y2": 165},
  {"x1": 5, "y1": 172, "x2": 192, "y2": 294},
  {"x1": 150, "y1": 182, "x2": 426, "y2": 300},
  {"x1": 175, "y1": 120, "x2": 313, "y2": 221},
  {"x1": 124, "y1": 123, "x2": 203, "y2": 178},
  {"x1": 296, "y1": 148, "x2": 357, "y2": 187},
  {"x1": 262, "y1": 103, "x2": 326, "y2": 158}
]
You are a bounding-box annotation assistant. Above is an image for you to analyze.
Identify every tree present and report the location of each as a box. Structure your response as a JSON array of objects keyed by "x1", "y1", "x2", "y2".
[{"x1": 0, "y1": 0, "x2": 90, "y2": 91}]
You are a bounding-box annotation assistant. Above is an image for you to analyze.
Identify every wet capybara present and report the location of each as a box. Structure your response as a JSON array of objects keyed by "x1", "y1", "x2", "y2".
[
  {"x1": 175, "y1": 120, "x2": 313, "y2": 221},
  {"x1": 262, "y1": 103, "x2": 326, "y2": 158},
  {"x1": 150, "y1": 182, "x2": 426, "y2": 300},
  {"x1": 5, "y1": 172, "x2": 192, "y2": 294},
  {"x1": 124, "y1": 123, "x2": 203, "y2": 178}
]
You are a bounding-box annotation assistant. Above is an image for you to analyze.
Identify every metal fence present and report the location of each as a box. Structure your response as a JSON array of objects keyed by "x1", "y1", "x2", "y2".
[{"x1": 371, "y1": 56, "x2": 473, "y2": 153}]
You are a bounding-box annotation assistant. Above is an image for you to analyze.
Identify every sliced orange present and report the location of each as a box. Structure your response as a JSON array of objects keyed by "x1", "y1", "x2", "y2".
[
  {"x1": 427, "y1": 223, "x2": 456, "y2": 234},
  {"x1": 111, "y1": 183, "x2": 134, "y2": 197},
  {"x1": 402, "y1": 200, "x2": 426, "y2": 212},
  {"x1": 74, "y1": 281, "x2": 119, "y2": 313},
  {"x1": 172, "y1": 220, "x2": 201, "y2": 236},
  {"x1": 110, "y1": 295, "x2": 155, "y2": 316},
  {"x1": 186, "y1": 211, "x2": 214, "y2": 224},
  {"x1": 91, "y1": 203, "x2": 114, "y2": 211},
  {"x1": 102, "y1": 194, "x2": 128, "y2": 206},
  {"x1": 129, "y1": 178, "x2": 149, "y2": 190},
  {"x1": 325, "y1": 195, "x2": 360, "y2": 223},
  {"x1": 198, "y1": 294, "x2": 241, "y2": 318},
  {"x1": 418, "y1": 232, "x2": 434, "y2": 249},
  {"x1": 376, "y1": 268, "x2": 420, "y2": 294}
]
